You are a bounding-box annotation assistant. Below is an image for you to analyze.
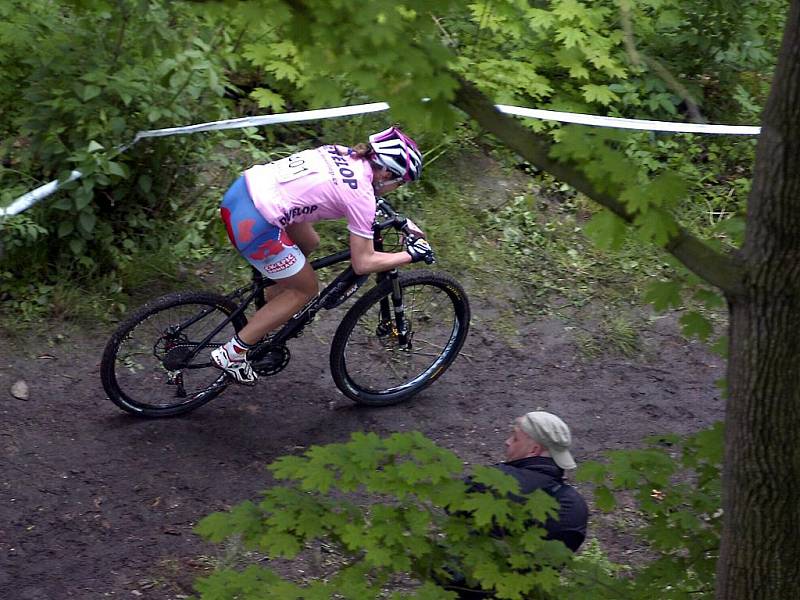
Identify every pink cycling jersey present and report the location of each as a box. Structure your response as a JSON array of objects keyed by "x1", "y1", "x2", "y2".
[{"x1": 244, "y1": 145, "x2": 377, "y2": 239}]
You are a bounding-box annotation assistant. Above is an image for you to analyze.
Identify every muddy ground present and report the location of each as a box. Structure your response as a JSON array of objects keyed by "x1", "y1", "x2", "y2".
[{"x1": 0, "y1": 281, "x2": 724, "y2": 599}]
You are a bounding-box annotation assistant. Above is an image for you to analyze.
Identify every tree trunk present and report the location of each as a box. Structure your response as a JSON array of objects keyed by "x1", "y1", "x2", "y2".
[
  {"x1": 718, "y1": 1, "x2": 800, "y2": 597},
  {"x1": 450, "y1": 2, "x2": 800, "y2": 595}
]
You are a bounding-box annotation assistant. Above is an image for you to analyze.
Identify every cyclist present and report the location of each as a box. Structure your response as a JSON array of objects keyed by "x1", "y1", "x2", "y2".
[{"x1": 211, "y1": 126, "x2": 434, "y2": 384}]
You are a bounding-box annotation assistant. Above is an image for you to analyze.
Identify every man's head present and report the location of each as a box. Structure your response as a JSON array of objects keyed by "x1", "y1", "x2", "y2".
[{"x1": 504, "y1": 411, "x2": 577, "y2": 469}]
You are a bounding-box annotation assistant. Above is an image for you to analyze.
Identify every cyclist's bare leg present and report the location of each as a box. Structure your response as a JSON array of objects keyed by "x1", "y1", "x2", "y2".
[
  {"x1": 286, "y1": 222, "x2": 320, "y2": 255},
  {"x1": 264, "y1": 223, "x2": 320, "y2": 303},
  {"x1": 240, "y1": 261, "x2": 319, "y2": 345}
]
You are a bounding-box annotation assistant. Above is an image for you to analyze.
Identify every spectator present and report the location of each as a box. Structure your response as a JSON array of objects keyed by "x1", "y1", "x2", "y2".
[
  {"x1": 440, "y1": 411, "x2": 589, "y2": 599},
  {"x1": 498, "y1": 410, "x2": 588, "y2": 552}
]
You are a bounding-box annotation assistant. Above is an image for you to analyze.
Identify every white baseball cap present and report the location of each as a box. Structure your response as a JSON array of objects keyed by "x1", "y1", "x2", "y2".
[{"x1": 518, "y1": 411, "x2": 577, "y2": 470}]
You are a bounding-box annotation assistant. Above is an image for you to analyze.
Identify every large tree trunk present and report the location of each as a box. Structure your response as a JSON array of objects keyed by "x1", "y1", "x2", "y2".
[
  {"x1": 719, "y1": 1, "x2": 800, "y2": 597},
  {"x1": 451, "y1": 3, "x2": 800, "y2": 596}
]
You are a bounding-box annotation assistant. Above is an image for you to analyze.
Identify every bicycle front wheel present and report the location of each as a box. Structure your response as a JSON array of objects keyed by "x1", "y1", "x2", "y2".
[
  {"x1": 100, "y1": 291, "x2": 247, "y2": 417},
  {"x1": 330, "y1": 270, "x2": 470, "y2": 406}
]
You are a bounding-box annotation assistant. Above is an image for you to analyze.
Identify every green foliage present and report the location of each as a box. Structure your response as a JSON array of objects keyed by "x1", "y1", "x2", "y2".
[
  {"x1": 233, "y1": 0, "x2": 462, "y2": 131},
  {"x1": 233, "y1": 0, "x2": 784, "y2": 127},
  {"x1": 574, "y1": 313, "x2": 642, "y2": 359},
  {"x1": 485, "y1": 190, "x2": 674, "y2": 319},
  {"x1": 0, "y1": 0, "x2": 237, "y2": 315},
  {"x1": 196, "y1": 426, "x2": 726, "y2": 599},
  {"x1": 196, "y1": 431, "x2": 570, "y2": 599},
  {"x1": 571, "y1": 423, "x2": 724, "y2": 599},
  {"x1": 3, "y1": 0, "x2": 777, "y2": 333},
  {"x1": 546, "y1": 122, "x2": 749, "y2": 349}
]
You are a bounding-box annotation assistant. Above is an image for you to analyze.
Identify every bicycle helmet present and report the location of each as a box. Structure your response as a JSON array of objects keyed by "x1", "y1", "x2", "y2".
[{"x1": 368, "y1": 126, "x2": 423, "y2": 183}]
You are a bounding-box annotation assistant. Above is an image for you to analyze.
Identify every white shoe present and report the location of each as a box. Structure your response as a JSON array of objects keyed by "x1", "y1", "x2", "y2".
[{"x1": 211, "y1": 346, "x2": 258, "y2": 385}]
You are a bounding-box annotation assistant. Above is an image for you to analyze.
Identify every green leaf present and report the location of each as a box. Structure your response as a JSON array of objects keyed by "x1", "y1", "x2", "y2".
[
  {"x1": 251, "y1": 87, "x2": 286, "y2": 111},
  {"x1": 68, "y1": 237, "x2": 85, "y2": 255},
  {"x1": 525, "y1": 8, "x2": 556, "y2": 32},
  {"x1": 522, "y1": 489, "x2": 560, "y2": 523},
  {"x1": 644, "y1": 280, "x2": 683, "y2": 312},
  {"x1": 679, "y1": 311, "x2": 713, "y2": 341},
  {"x1": 107, "y1": 161, "x2": 127, "y2": 178},
  {"x1": 711, "y1": 335, "x2": 729, "y2": 358},
  {"x1": 137, "y1": 174, "x2": 152, "y2": 194},
  {"x1": 581, "y1": 83, "x2": 619, "y2": 106},
  {"x1": 469, "y1": 466, "x2": 521, "y2": 496},
  {"x1": 464, "y1": 494, "x2": 515, "y2": 528},
  {"x1": 693, "y1": 288, "x2": 724, "y2": 308},
  {"x1": 583, "y1": 209, "x2": 627, "y2": 250},
  {"x1": 633, "y1": 210, "x2": 679, "y2": 246},
  {"x1": 74, "y1": 191, "x2": 93, "y2": 211},
  {"x1": 714, "y1": 215, "x2": 746, "y2": 246},
  {"x1": 87, "y1": 140, "x2": 104, "y2": 153},
  {"x1": 576, "y1": 460, "x2": 607, "y2": 484},
  {"x1": 58, "y1": 220, "x2": 74, "y2": 237},
  {"x1": 556, "y1": 27, "x2": 587, "y2": 48},
  {"x1": 554, "y1": 47, "x2": 590, "y2": 80},
  {"x1": 78, "y1": 210, "x2": 96, "y2": 234},
  {"x1": 266, "y1": 61, "x2": 301, "y2": 82},
  {"x1": 82, "y1": 85, "x2": 102, "y2": 101},
  {"x1": 692, "y1": 422, "x2": 724, "y2": 464}
]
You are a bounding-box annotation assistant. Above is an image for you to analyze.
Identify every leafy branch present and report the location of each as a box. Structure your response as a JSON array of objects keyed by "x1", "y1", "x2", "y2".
[{"x1": 451, "y1": 77, "x2": 746, "y2": 296}]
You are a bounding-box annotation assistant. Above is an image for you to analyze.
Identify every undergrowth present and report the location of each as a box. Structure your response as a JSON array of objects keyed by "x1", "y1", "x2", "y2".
[{"x1": 2, "y1": 123, "x2": 740, "y2": 360}]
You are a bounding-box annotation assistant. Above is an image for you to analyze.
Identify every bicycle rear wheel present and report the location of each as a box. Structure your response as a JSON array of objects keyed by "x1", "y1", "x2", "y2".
[
  {"x1": 329, "y1": 270, "x2": 470, "y2": 406},
  {"x1": 100, "y1": 291, "x2": 247, "y2": 417}
]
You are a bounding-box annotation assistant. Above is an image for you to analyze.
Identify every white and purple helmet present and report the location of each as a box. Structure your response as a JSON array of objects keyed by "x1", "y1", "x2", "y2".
[{"x1": 368, "y1": 126, "x2": 423, "y2": 182}]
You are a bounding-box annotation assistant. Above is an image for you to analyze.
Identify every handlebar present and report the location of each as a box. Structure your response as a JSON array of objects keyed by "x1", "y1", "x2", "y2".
[
  {"x1": 373, "y1": 196, "x2": 435, "y2": 264},
  {"x1": 374, "y1": 197, "x2": 412, "y2": 237}
]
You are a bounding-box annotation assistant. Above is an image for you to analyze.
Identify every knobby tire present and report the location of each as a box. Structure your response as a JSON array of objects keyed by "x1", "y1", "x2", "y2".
[
  {"x1": 100, "y1": 291, "x2": 246, "y2": 418},
  {"x1": 329, "y1": 270, "x2": 470, "y2": 406}
]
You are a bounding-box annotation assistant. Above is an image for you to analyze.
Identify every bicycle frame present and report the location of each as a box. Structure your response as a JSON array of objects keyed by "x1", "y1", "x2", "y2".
[{"x1": 178, "y1": 197, "x2": 413, "y2": 365}]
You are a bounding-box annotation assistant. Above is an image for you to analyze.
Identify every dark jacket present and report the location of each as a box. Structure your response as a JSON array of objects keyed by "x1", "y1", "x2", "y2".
[{"x1": 496, "y1": 456, "x2": 588, "y2": 552}]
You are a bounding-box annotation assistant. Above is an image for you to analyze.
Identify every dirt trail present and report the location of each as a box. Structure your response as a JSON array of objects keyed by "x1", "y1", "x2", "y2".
[{"x1": 0, "y1": 294, "x2": 724, "y2": 599}]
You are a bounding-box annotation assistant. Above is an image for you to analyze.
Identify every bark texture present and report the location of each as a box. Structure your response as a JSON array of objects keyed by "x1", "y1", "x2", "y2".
[{"x1": 718, "y1": 1, "x2": 800, "y2": 597}]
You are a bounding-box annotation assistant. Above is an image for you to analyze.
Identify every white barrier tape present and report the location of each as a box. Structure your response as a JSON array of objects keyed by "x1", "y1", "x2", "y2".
[
  {"x1": 1, "y1": 170, "x2": 83, "y2": 217},
  {"x1": 131, "y1": 102, "x2": 391, "y2": 142},
  {"x1": 2, "y1": 100, "x2": 760, "y2": 216},
  {"x1": 1, "y1": 102, "x2": 393, "y2": 217},
  {"x1": 497, "y1": 104, "x2": 761, "y2": 135}
]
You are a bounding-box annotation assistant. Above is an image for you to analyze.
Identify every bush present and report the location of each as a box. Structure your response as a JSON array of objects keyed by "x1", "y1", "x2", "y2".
[
  {"x1": 195, "y1": 425, "x2": 724, "y2": 599},
  {"x1": 195, "y1": 431, "x2": 571, "y2": 600}
]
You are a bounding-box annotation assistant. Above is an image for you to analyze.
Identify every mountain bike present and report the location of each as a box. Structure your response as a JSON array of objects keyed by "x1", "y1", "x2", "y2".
[{"x1": 100, "y1": 198, "x2": 471, "y2": 418}]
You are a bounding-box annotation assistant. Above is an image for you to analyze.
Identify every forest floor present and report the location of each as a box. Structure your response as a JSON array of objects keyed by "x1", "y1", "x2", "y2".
[
  {"x1": 1, "y1": 285, "x2": 724, "y2": 599},
  {"x1": 2, "y1": 151, "x2": 726, "y2": 599}
]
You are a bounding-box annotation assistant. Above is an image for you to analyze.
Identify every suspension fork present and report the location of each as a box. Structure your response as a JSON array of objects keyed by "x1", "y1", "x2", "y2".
[
  {"x1": 380, "y1": 269, "x2": 410, "y2": 348},
  {"x1": 373, "y1": 224, "x2": 410, "y2": 347}
]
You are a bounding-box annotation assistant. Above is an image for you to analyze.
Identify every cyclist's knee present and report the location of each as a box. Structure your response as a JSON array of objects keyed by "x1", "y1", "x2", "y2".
[{"x1": 299, "y1": 277, "x2": 319, "y2": 299}]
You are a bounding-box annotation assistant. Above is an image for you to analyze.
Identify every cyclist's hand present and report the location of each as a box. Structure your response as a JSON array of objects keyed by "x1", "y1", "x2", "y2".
[
  {"x1": 404, "y1": 217, "x2": 425, "y2": 238},
  {"x1": 405, "y1": 235, "x2": 436, "y2": 264}
]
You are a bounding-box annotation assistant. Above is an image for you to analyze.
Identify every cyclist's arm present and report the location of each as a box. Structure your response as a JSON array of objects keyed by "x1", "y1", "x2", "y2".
[{"x1": 349, "y1": 234, "x2": 412, "y2": 275}]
